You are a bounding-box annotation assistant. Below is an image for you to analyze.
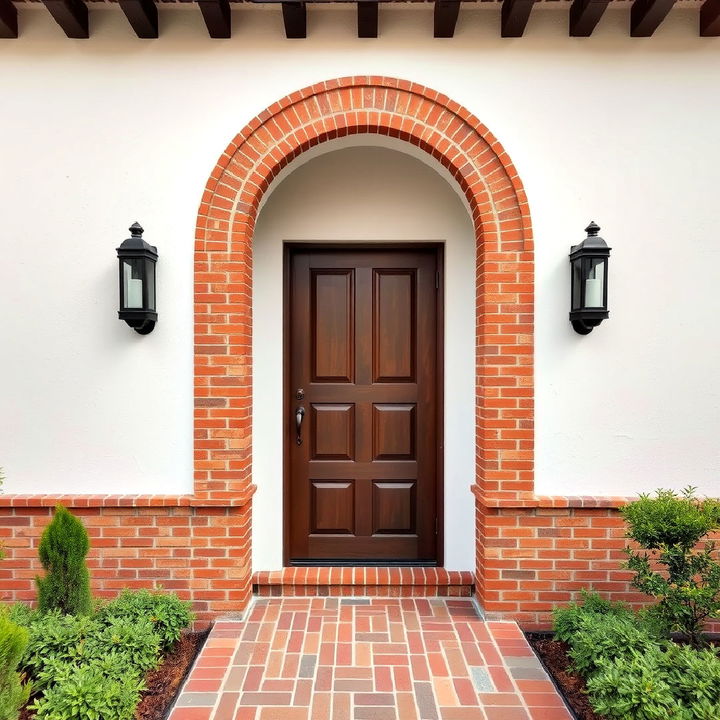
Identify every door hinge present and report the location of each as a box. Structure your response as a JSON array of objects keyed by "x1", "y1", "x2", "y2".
[
  {"x1": 435, "y1": 271, "x2": 440, "y2": 290},
  {"x1": 435, "y1": 516, "x2": 439, "y2": 535}
]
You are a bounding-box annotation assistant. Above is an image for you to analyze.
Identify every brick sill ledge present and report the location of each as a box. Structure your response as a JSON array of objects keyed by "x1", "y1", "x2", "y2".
[
  {"x1": 0, "y1": 485, "x2": 256, "y2": 508},
  {"x1": 253, "y1": 567, "x2": 474, "y2": 597},
  {"x1": 473, "y1": 486, "x2": 637, "y2": 509}
]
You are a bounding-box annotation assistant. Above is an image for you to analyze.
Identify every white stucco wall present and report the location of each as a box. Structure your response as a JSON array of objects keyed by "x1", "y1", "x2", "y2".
[
  {"x1": 1, "y1": 6, "x2": 718, "y2": 515},
  {"x1": 252, "y1": 145, "x2": 476, "y2": 571}
]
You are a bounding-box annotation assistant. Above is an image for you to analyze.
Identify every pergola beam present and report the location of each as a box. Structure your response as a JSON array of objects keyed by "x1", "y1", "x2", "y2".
[
  {"x1": 630, "y1": 0, "x2": 676, "y2": 36},
  {"x1": 42, "y1": 0, "x2": 89, "y2": 38},
  {"x1": 357, "y1": 1, "x2": 377, "y2": 37},
  {"x1": 569, "y1": 0, "x2": 610, "y2": 36},
  {"x1": 119, "y1": 0, "x2": 158, "y2": 38},
  {"x1": 700, "y1": 0, "x2": 720, "y2": 35},
  {"x1": 501, "y1": 0, "x2": 536, "y2": 37},
  {"x1": 434, "y1": 0, "x2": 460, "y2": 38},
  {"x1": 198, "y1": 0, "x2": 231, "y2": 38},
  {"x1": 0, "y1": 0, "x2": 17, "y2": 37},
  {"x1": 282, "y1": 1, "x2": 306, "y2": 38}
]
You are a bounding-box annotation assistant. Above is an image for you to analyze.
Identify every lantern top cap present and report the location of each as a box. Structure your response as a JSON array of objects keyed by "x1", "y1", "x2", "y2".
[
  {"x1": 117, "y1": 221, "x2": 158, "y2": 258},
  {"x1": 570, "y1": 220, "x2": 611, "y2": 257}
]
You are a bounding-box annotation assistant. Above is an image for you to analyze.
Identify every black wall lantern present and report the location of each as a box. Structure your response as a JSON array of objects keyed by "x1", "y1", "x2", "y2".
[
  {"x1": 117, "y1": 222, "x2": 158, "y2": 335},
  {"x1": 569, "y1": 221, "x2": 611, "y2": 335}
]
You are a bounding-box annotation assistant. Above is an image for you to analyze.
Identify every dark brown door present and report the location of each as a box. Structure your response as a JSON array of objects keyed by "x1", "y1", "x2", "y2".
[{"x1": 286, "y1": 246, "x2": 441, "y2": 564}]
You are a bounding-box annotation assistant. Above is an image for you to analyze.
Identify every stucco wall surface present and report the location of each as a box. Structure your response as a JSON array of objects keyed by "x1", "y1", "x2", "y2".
[{"x1": 1, "y1": 6, "x2": 718, "y2": 506}]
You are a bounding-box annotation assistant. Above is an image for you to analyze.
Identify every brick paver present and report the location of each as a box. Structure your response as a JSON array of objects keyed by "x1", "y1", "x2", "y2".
[{"x1": 168, "y1": 598, "x2": 571, "y2": 720}]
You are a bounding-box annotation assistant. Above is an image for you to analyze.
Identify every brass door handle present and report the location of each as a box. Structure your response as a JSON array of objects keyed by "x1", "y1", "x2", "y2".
[{"x1": 295, "y1": 406, "x2": 305, "y2": 445}]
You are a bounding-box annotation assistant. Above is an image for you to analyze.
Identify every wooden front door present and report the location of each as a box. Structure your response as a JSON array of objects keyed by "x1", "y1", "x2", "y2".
[{"x1": 286, "y1": 246, "x2": 442, "y2": 564}]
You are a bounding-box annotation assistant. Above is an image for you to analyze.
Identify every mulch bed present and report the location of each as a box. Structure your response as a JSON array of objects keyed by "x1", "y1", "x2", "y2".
[
  {"x1": 526, "y1": 633, "x2": 603, "y2": 720},
  {"x1": 19, "y1": 631, "x2": 207, "y2": 720}
]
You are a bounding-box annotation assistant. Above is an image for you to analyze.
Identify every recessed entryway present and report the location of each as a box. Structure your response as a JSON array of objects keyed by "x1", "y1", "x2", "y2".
[{"x1": 285, "y1": 245, "x2": 443, "y2": 565}]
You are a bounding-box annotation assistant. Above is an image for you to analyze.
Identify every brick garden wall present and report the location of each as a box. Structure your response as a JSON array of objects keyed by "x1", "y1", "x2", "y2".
[{"x1": 0, "y1": 77, "x2": 685, "y2": 630}]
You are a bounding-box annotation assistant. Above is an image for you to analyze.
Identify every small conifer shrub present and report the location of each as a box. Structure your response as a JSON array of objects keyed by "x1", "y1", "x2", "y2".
[
  {"x1": 36, "y1": 505, "x2": 92, "y2": 616},
  {"x1": 0, "y1": 612, "x2": 31, "y2": 720}
]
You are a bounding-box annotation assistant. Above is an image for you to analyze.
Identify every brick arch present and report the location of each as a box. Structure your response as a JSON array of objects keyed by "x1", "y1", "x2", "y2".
[{"x1": 194, "y1": 76, "x2": 534, "y2": 605}]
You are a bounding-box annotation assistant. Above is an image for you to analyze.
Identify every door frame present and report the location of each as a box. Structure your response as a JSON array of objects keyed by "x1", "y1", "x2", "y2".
[{"x1": 282, "y1": 242, "x2": 445, "y2": 567}]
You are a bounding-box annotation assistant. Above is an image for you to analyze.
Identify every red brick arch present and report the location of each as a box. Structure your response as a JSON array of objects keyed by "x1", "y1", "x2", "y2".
[{"x1": 194, "y1": 76, "x2": 535, "y2": 608}]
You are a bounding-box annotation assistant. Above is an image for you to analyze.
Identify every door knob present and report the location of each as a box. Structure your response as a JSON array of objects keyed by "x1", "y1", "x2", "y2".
[{"x1": 295, "y1": 406, "x2": 305, "y2": 445}]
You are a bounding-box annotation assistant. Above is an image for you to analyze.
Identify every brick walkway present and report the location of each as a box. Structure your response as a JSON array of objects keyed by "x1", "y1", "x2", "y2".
[{"x1": 168, "y1": 598, "x2": 571, "y2": 720}]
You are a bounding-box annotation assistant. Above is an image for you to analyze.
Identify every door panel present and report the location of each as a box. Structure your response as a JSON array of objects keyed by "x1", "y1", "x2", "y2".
[{"x1": 287, "y1": 247, "x2": 441, "y2": 564}]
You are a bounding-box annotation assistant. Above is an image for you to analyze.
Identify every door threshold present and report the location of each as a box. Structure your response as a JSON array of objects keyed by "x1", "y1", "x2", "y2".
[{"x1": 290, "y1": 560, "x2": 438, "y2": 567}]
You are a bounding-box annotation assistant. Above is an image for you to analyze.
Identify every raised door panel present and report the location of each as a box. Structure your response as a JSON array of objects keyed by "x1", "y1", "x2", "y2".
[
  {"x1": 311, "y1": 404, "x2": 355, "y2": 461},
  {"x1": 372, "y1": 481, "x2": 416, "y2": 534},
  {"x1": 372, "y1": 269, "x2": 416, "y2": 383},
  {"x1": 372, "y1": 404, "x2": 416, "y2": 460},
  {"x1": 311, "y1": 481, "x2": 355, "y2": 534},
  {"x1": 312, "y1": 269, "x2": 354, "y2": 383}
]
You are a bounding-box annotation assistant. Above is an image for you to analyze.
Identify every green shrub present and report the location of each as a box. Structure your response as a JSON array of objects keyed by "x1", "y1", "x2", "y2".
[
  {"x1": 658, "y1": 644, "x2": 720, "y2": 713},
  {"x1": 567, "y1": 612, "x2": 661, "y2": 677},
  {"x1": 0, "y1": 613, "x2": 31, "y2": 720},
  {"x1": 553, "y1": 589, "x2": 633, "y2": 643},
  {"x1": 22, "y1": 612, "x2": 100, "y2": 689},
  {"x1": 29, "y1": 662, "x2": 144, "y2": 720},
  {"x1": 97, "y1": 589, "x2": 194, "y2": 650},
  {"x1": 36, "y1": 505, "x2": 92, "y2": 616},
  {"x1": 6, "y1": 604, "x2": 35, "y2": 629},
  {"x1": 85, "y1": 618, "x2": 161, "y2": 673},
  {"x1": 586, "y1": 649, "x2": 683, "y2": 720},
  {"x1": 622, "y1": 487, "x2": 720, "y2": 647}
]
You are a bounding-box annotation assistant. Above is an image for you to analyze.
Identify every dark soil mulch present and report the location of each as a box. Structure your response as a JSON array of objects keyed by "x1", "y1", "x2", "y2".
[
  {"x1": 19, "y1": 631, "x2": 206, "y2": 720},
  {"x1": 526, "y1": 633, "x2": 602, "y2": 720}
]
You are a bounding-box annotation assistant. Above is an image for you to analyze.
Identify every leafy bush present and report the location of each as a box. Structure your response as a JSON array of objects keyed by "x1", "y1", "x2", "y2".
[
  {"x1": 29, "y1": 662, "x2": 144, "y2": 720},
  {"x1": 567, "y1": 612, "x2": 661, "y2": 677},
  {"x1": 6, "y1": 604, "x2": 35, "y2": 629},
  {"x1": 553, "y1": 589, "x2": 633, "y2": 643},
  {"x1": 658, "y1": 644, "x2": 720, "y2": 713},
  {"x1": 36, "y1": 506, "x2": 92, "y2": 616},
  {"x1": 97, "y1": 588, "x2": 194, "y2": 651},
  {"x1": 622, "y1": 487, "x2": 720, "y2": 647},
  {"x1": 21, "y1": 612, "x2": 100, "y2": 689},
  {"x1": 586, "y1": 649, "x2": 682, "y2": 720},
  {"x1": 85, "y1": 618, "x2": 161, "y2": 673},
  {"x1": 0, "y1": 613, "x2": 31, "y2": 720}
]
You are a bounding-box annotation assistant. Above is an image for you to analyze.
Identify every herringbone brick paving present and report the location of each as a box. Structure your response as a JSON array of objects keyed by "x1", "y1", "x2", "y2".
[{"x1": 168, "y1": 598, "x2": 571, "y2": 720}]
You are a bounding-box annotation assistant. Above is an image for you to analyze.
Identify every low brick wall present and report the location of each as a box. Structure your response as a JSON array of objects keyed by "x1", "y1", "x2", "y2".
[{"x1": 0, "y1": 497, "x2": 252, "y2": 628}]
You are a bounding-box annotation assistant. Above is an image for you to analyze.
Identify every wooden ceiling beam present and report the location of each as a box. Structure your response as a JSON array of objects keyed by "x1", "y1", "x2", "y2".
[
  {"x1": 357, "y1": 1, "x2": 377, "y2": 38},
  {"x1": 501, "y1": 0, "x2": 536, "y2": 37},
  {"x1": 434, "y1": 0, "x2": 460, "y2": 38},
  {"x1": 119, "y1": 0, "x2": 158, "y2": 38},
  {"x1": 0, "y1": 0, "x2": 18, "y2": 38},
  {"x1": 282, "y1": 2, "x2": 306, "y2": 38},
  {"x1": 198, "y1": 0, "x2": 231, "y2": 38},
  {"x1": 569, "y1": 0, "x2": 610, "y2": 36},
  {"x1": 42, "y1": 0, "x2": 88, "y2": 38},
  {"x1": 700, "y1": 0, "x2": 720, "y2": 35},
  {"x1": 630, "y1": 0, "x2": 676, "y2": 36}
]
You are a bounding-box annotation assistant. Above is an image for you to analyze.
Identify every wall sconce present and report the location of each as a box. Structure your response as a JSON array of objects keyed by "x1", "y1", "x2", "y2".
[
  {"x1": 117, "y1": 222, "x2": 158, "y2": 335},
  {"x1": 569, "y1": 221, "x2": 611, "y2": 335}
]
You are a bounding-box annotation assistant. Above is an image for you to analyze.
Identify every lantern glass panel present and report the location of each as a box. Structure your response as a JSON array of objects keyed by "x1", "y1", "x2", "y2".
[
  {"x1": 122, "y1": 259, "x2": 144, "y2": 309},
  {"x1": 584, "y1": 258, "x2": 605, "y2": 308},
  {"x1": 572, "y1": 259, "x2": 583, "y2": 310},
  {"x1": 144, "y1": 258, "x2": 156, "y2": 311}
]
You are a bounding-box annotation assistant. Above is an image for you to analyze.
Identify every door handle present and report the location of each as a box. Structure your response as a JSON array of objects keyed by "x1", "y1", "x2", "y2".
[{"x1": 295, "y1": 406, "x2": 305, "y2": 445}]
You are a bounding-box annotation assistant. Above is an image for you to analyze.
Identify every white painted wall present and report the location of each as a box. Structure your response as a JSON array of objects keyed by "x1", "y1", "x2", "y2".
[
  {"x1": 1, "y1": 6, "x2": 718, "y2": 514},
  {"x1": 252, "y1": 145, "x2": 476, "y2": 571}
]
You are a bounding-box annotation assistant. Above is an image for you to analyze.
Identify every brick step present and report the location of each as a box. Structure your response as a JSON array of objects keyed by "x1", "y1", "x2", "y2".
[{"x1": 252, "y1": 567, "x2": 475, "y2": 597}]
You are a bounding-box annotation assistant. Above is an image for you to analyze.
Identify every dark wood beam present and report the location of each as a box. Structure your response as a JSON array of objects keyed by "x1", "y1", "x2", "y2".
[
  {"x1": 42, "y1": 0, "x2": 88, "y2": 38},
  {"x1": 357, "y1": 1, "x2": 377, "y2": 38},
  {"x1": 198, "y1": 0, "x2": 230, "y2": 38},
  {"x1": 0, "y1": 0, "x2": 17, "y2": 38},
  {"x1": 501, "y1": 0, "x2": 536, "y2": 37},
  {"x1": 434, "y1": 0, "x2": 460, "y2": 38},
  {"x1": 282, "y1": 1, "x2": 305, "y2": 38},
  {"x1": 700, "y1": 0, "x2": 720, "y2": 35},
  {"x1": 569, "y1": 0, "x2": 610, "y2": 36},
  {"x1": 119, "y1": 0, "x2": 158, "y2": 38},
  {"x1": 630, "y1": 0, "x2": 676, "y2": 36}
]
